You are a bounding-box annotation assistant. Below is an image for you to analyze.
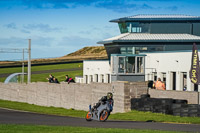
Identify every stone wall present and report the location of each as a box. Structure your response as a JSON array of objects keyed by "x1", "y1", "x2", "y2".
[
  {"x1": 0, "y1": 81, "x2": 199, "y2": 113},
  {"x1": 0, "y1": 82, "x2": 128, "y2": 113}
]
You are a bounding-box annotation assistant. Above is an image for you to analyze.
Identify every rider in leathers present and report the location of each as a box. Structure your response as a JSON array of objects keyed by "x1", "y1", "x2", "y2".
[{"x1": 93, "y1": 92, "x2": 113, "y2": 111}]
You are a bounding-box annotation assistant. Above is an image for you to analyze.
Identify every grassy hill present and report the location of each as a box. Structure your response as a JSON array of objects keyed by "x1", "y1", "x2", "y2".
[{"x1": 0, "y1": 46, "x2": 108, "y2": 66}]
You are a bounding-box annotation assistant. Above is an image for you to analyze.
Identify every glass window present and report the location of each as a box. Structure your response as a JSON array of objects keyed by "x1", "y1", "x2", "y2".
[
  {"x1": 117, "y1": 56, "x2": 144, "y2": 74},
  {"x1": 137, "y1": 57, "x2": 144, "y2": 73},
  {"x1": 132, "y1": 27, "x2": 142, "y2": 33},
  {"x1": 125, "y1": 57, "x2": 135, "y2": 73},
  {"x1": 118, "y1": 57, "x2": 125, "y2": 73},
  {"x1": 118, "y1": 22, "x2": 128, "y2": 33},
  {"x1": 120, "y1": 47, "x2": 135, "y2": 54}
]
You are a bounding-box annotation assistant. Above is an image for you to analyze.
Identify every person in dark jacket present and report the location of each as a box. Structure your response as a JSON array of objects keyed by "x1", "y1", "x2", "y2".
[
  {"x1": 53, "y1": 77, "x2": 59, "y2": 84},
  {"x1": 65, "y1": 75, "x2": 75, "y2": 84},
  {"x1": 93, "y1": 92, "x2": 113, "y2": 110},
  {"x1": 46, "y1": 74, "x2": 54, "y2": 83}
]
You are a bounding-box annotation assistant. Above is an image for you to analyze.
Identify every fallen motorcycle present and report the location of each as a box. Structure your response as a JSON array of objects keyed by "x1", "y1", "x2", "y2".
[{"x1": 85, "y1": 100, "x2": 113, "y2": 122}]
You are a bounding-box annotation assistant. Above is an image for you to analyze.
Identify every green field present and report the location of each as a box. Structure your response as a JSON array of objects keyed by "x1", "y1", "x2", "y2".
[
  {"x1": 0, "y1": 63, "x2": 83, "y2": 82},
  {"x1": 0, "y1": 124, "x2": 186, "y2": 133}
]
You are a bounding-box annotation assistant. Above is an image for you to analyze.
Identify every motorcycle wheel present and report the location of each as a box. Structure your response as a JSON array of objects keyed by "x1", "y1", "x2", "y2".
[
  {"x1": 99, "y1": 109, "x2": 109, "y2": 122},
  {"x1": 85, "y1": 112, "x2": 92, "y2": 121}
]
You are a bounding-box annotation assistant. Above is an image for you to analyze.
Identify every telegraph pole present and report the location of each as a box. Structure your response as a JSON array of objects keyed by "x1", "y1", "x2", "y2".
[
  {"x1": 27, "y1": 39, "x2": 31, "y2": 83},
  {"x1": 22, "y1": 48, "x2": 24, "y2": 83}
]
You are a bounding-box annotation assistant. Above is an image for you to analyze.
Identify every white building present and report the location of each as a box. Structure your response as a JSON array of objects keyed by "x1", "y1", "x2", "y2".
[{"x1": 77, "y1": 14, "x2": 200, "y2": 92}]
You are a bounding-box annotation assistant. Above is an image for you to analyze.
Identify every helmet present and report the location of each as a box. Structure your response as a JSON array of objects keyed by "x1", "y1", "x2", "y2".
[{"x1": 107, "y1": 92, "x2": 113, "y2": 99}]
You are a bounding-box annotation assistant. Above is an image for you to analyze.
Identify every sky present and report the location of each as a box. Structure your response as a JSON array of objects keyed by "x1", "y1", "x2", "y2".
[{"x1": 0, "y1": 0, "x2": 200, "y2": 61}]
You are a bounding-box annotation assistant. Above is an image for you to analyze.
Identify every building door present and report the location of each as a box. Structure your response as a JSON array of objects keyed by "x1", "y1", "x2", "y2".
[
  {"x1": 85, "y1": 75, "x2": 88, "y2": 84},
  {"x1": 172, "y1": 72, "x2": 176, "y2": 90},
  {"x1": 183, "y1": 72, "x2": 187, "y2": 91},
  {"x1": 194, "y1": 84, "x2": 198, "y2": 92}
]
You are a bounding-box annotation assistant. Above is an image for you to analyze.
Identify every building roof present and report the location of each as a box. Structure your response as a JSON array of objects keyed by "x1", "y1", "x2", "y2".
[
  {"x1": 110, "y1": 14, "x2": 200, "y2": 23},
  {"x1": 97, "y1": 33, "x2": 200, "y2": 44}
]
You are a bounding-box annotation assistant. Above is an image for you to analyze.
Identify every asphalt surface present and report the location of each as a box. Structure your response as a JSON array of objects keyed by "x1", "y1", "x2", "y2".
[{"x1": 0, "y1": 108, "x2": 200, "y2": 132}]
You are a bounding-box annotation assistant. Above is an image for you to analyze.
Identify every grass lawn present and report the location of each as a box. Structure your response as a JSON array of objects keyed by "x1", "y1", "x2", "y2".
[
  {"x1": 0, "y1": 63, "x2": 83, "y2": 74},
  {"x1": 0, "y1": 99, "x2": 200, "y2": 124},
  {"x1": 0, "y1": 124, "x2": 186, "y2": 133},
  {"x1": 0, "y1": 63, "x2": 83, "y2": 82}
]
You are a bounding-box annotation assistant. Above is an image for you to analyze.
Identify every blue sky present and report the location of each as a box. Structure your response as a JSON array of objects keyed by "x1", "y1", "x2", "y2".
[{"x1": 0, "y1": 0, "x2": 200, "y2": 61}]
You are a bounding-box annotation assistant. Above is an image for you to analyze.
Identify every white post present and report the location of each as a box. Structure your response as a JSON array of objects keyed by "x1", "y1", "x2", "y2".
[
  {"x1": 27, "y1": 39, "x2": 31, "y2": 83},
  {"x1": 22, "y1": 49, "x2": 24, "y2": 83}
]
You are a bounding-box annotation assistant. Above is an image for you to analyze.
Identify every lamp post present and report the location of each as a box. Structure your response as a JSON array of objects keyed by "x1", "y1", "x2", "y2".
[{"x1": 27, "y1": 39, "x2": 31, "y2": 83}]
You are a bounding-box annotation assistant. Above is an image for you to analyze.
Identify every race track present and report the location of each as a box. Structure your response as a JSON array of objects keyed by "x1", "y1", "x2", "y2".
[{"x1": 0, "y1": 108, "x2": 200, "y2": 132}]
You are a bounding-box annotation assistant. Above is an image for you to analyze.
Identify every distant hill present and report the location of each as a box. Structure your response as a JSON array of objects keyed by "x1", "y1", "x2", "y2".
[
  {"x1": 62, "y1": 46, "x2": 107, "y2": 58},
  {"x1": 0, "y1": 46, "x2": 108, "y2": 66}
]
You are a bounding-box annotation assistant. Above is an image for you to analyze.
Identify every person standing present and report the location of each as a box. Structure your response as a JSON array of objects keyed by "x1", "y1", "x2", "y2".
[{"x1": 155, "y1": 78, "x2": 166, "y2": 90}]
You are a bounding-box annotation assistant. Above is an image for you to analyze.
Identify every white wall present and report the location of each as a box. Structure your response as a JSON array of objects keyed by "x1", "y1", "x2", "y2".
[
  {"x1": 83, "y1": 60, "x2": 111, "y2": 83},
  {"x1": 144, "y1": 51, "x2": 200, "y2": 92}
]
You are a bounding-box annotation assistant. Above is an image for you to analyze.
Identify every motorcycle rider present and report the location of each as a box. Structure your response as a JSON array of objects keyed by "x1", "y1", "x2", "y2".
[{"x1": 92, "y1": 92, "x2": 113, "y2": 111}]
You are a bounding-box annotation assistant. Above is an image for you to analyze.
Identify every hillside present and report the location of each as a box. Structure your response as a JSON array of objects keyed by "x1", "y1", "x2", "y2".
[
  {"x1": 0, "y1": 46, "x2": 108, "y2": 66},
  {"x1": 61, "y1": 46, "x2": 107, "y2": 58}
]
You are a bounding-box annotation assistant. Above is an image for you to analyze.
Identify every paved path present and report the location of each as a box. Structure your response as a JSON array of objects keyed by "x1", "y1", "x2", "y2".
[{"x1": 0, "y1": 108, "x2": 200, "y2": 132}]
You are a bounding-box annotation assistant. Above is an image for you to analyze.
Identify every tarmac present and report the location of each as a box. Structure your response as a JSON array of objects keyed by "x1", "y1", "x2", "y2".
[{"x1": 0, "y1": 108, "x2": 200, "y2": 132}]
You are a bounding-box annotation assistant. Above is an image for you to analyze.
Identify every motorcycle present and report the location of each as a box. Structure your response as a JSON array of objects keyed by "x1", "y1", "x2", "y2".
[{"x1": 85, "y1": 100, "x2": 113, "y2": 122}]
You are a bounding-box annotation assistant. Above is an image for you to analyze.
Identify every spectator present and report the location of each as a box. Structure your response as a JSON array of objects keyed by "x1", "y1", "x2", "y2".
[
  {"x1": 65, "y1": 75, "x2": 75, "y2": 84},
  {"x1": 154, "y1": 78, "x2": 165, "y2": 90},
  {"x1": 53, "y1": 77, "x2": 59, "y2": 84},
  {"x1": 46, "y1": 74, "x2": 54, "y2": 83}
]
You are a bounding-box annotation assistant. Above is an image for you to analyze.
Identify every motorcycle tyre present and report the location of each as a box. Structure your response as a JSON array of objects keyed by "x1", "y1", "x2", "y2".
[
  {"x1": 99, "y1": 109, "x2": 110, "y2": 122},
  {"x1": 85, "y1": 111, "x2": 92, "y2": 121}
]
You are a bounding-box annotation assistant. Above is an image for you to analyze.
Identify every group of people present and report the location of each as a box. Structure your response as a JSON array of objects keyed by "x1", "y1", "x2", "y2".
[
  {"x1": 153, "y1": 78, "x2": 166, "y2": 90},
  {"x1": 46, "y1": 74, "x2": 75, "y2": 84}
]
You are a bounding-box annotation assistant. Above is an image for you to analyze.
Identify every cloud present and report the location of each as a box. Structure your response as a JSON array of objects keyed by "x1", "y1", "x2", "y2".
[
  {"x1": 30, "y1": 36, "x2": 55, "y2": 46},
  {"x1": 165, "y1": 6, "x2": 178, "y2": 11},
  {"x1": 0, "y1": 37, "x2": 27, "y2": 48},
  {"x1": 95, "y1": 1, "x2": 154, "y2": 13},
  {"x1": 4, "y1": 23, "x2": 17, "y2": 29},
  {"x1": 8, "y1": 0, "x2": 155, "y2": 13},
  {"x1": 23, "y1": 23, "x2": 61, "y2": 32},
  {"x1": 21, "y1": 0, "x2": 96, "y2": 9},
  {"x1": 21, "y1": 29, "x2": 31, "y2": 34},
  {"x1": 0, "y1": 36, "x2": 54, "y2": 48},
  {"x1": 2, "y1": 0, "x2": 179, "y2": 13},
  {"x1": 58, "y1": 36, "x2": 98, "y2": 48}
]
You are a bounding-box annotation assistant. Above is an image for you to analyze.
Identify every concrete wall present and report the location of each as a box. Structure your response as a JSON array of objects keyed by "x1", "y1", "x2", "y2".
[
  {"x1": 149, "y1": 89, "x2": 199, "y2": 104},
  {"x1": 0, "y1": 82, "x2": 128, "y2": 113},
  {"x1": 0, "y1": 82, "x2": 199, "y2": 114}
]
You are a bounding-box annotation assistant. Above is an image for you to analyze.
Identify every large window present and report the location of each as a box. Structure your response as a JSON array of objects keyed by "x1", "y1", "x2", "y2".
[
  {"x1": 117, "y1": 56, "x2": 144, "y2": 74},
  {"x1": 120, "y1": 47, "x2": 135, "y2": 54},
  {"x1": 137, "y1": 57, "x2": 144, "y2": 73},
  {"x1": 120, "y1": 46, "x2": 163, "y2": 55},
  {"x1": 118, "y1": 57, "x2": 125, "y2": 73}
]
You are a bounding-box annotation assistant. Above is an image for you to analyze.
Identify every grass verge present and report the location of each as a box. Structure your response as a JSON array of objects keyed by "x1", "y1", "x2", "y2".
[
  {"x1": 0, "y1": 124, "x2": 186, "y2": 133},
  {"x1": 0, "y1": 99, "x2": 200, "y2": 124},
  {"x1": 0, "y1": 63, "x2": 83, "y2": 74}
]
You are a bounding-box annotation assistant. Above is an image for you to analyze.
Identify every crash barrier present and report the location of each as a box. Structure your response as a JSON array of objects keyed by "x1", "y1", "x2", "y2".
[
  {"x1": 149, "y1": 89, "x2": 199, "y2": 104},
  {"x1": 131, "y1": 94, "x2": 200, "y2": 117}
]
